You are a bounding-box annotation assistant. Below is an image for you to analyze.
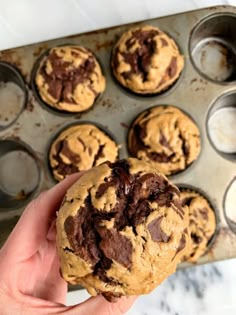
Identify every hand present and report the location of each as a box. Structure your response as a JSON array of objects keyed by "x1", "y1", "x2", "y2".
[{"x1": 0, "y1": 173, "x2": 136, "y2": 315}]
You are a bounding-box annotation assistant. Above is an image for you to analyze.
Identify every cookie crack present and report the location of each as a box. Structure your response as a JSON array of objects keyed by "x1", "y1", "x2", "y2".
[{"x1": 63, "y1": 247, "x2": 74, "y2": 253}]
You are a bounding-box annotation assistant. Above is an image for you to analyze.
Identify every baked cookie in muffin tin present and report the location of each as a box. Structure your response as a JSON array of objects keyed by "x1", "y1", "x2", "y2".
[
  {"x1": 111, "y1": 25, "x2": 184, "y2": 94},
  {"x1": 128, "y1": 105, "x2": 201, "y2": 176},
  {"x1": 35, "y1": 46, "x2": 106, "y2": 113},
  {"x1": 180, "y1": 189, "x2": 216, "y2": 263},
  {"x1": 49, "y1": 123, "x2": 119, "y2": 182}
]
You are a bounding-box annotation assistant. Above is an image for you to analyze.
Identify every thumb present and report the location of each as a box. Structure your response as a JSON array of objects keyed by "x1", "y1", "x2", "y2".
[{"x1": 63, "y1": 295, "x2": 137, "y2": 315}]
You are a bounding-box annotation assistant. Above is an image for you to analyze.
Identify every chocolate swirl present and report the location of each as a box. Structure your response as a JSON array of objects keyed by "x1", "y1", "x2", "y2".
[{"x1": 111, "y1": 25, "x2": 184, "y2": 94}]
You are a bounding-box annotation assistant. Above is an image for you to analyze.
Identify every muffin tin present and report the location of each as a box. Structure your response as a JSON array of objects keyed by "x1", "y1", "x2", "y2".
[{"x1": 0, "y1": 5, "x2": 236, "y2": 269}]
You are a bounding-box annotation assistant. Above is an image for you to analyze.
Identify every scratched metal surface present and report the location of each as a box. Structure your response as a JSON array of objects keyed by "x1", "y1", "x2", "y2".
[{"x1": 0, "y1": 5, "x2": 236, "y2": 270}]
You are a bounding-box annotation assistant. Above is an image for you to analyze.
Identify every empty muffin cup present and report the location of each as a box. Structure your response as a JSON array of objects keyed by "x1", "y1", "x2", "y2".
[
  {"x1": 190, "y1": 13, "x2": 236, "y2": 83},
  {"x1": 207, "y1": 91, "x2": 236, "y2": 160},
  {"x1": 224, "y1": 178, "x2": 236, "y2": 234},
  {"x1": 0, "y1": 139, "x2": 41, "y2": 210},
  {"x1": 0, "y1": 62, "x2": 27, "y2": 131}
]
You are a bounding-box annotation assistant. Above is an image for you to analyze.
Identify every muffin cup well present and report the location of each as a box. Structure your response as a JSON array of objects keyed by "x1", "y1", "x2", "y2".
[
  {"x1": 0, "y1": 62, "x2": 27, "y2": 131},
  {"x1": 190, "y1": 13, "x2": 236, "y2": 83},
  {"x1": 224, "y1": 177, "x2": 236, "y2": 234},
  {"x1": 0, "y1": 139, "x2": 41, "y2": 211},
  {"x1": 207, "y1": 90, "x2": 236, "y2": 161}
]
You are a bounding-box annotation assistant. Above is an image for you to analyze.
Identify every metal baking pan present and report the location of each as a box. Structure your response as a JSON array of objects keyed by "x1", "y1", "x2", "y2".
[{"x1": 0, "y1": 5, "x2": 236, "y2": 270}]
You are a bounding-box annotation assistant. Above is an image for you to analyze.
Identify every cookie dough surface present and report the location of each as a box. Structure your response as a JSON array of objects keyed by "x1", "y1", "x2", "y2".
[
  {"x1": 128, "y1": 105, "x2": 201, "y2": 176},
  {"x1": 49, "y1": 124, "x2": 118, "y2": 181},
  {"x1": 56, "y1": 158, "x2": 189, "y2": 301},
  {"x1": 180, "y1": 190, "x2": 216, "y2": 262},
  {"x1": 111, "y1": 25, "x2": 184, "y2": 94},
  {"x1": 35, "y1": 46, "x2": 106, "y2": 112}
]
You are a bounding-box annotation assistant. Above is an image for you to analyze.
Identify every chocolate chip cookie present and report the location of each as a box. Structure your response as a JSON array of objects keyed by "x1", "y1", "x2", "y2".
[
  {"x1": 128, "y1": 105, "x2": 201, "y2": 176},
  {"x1": 180, "y1": 190, "x2": 216, "y2": 263},
  {"x1": 111, "y1": 25, "x2": 184, "y2": 94},
  {"x1": 49, "y1": 123, "x2": 118, "y2": 181},
  {"x1": 56, "y1": 158, "x2": 189, "y2": 301},
  {"x1": 35, "y1": 46, "x2": 106, "y2": 112}
]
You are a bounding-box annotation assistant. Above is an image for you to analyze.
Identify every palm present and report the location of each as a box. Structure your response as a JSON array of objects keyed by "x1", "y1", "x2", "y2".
[
  {"x1": 0, "y1": 176, "x2": 75, "y2": 306},
  {"x1": 17, "y1": 234, "x2": 66, "y2": 303},
  {"x1": 0, "y1": 174, "x2": 136, "y2": 315}
]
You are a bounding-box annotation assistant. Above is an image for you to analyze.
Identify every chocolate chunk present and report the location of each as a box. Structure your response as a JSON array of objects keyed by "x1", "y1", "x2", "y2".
[
  {"x1": 96, "y1": 180, "x2": 117, "y2": 199},
  {"x1": 119, "y1": 30, "x2": 159, "y2": 81},
  {"x1": 161, "y1": 38, "x2": 168, "y2": 47},
  {"x1": 48, "y1": 78, "x2": 63, "y2": 101},
  {"x1": 147, "y1": 151, "x2": 175, "y2": 163},
  {"x1": 60, "y1": 140, "x2": 81, "y2": 164},
  {"x1": 64, "y1": 203, "x2": 101, "y2": 266},
  {"x1": 98, "y1": 227, "x2": 132, "y2": 269},
  {"x1": 191, "y1": 233, "x2": 202, "y2": 245},
  {"x1": 53, "y1": 140, "x2": 79, "y2": 176},
  {"x1": 199, "y1": 208, "x2": 208, "y2": 221},
  {"x1": 77, "y1": 136, "x2": 86, "y2": 151},
  {"x1": 148, "y1": 216, "x2": 170, "y2": 242},
  {"x1": 129, "y1": 200, "x2": 152, "y2": 227},
  {"x1": 137, "y1": 173, "x2": 155, "y2": 183},
  {"x1": 159, "y1": 131, "x2": 171, "y2": 149},
  {"x1": 172, "y1": 199, "x2": 185, "y2": 220},
  {"x1": 122, "y1": 52, "x2": 139, "y2": 74},
  {"x1": 174, "y1": 233, "x2": 187, "y2": 259},
  {"x1": 129, "y1": 124, "x2": 147, "y2": 156},
  {"x1": 64, "y1": 216, "x2": 75, "y2": 242},
  {"x1": 181, "y1": 196, "x2": 194, "y2": 207},
  {"x1": 177, "y1": 234, "x2": 187, "y2": 252},
  {"x1": 55, "y1": 159, "x2": 78, "y2": 176},
  {"x1": 102, "y1": 292, "x2": 122, "y2": 303},
  {"x1": 179, "y1": 133, "x2": 189, "y2": 161},
  {"x1": 93, "y1": 256, "x2": 113, "y2": 283},
  {"x1": 167, "y1": 56, "x2": 177, "y2": 78},
  {"x1": 132, "y1": 29, "x2": 159, "y2": 43},
  {"x1": 125, "y1": 37, "x2": 136, "y2": 50},
  {"x1": 92, "y1": 145, "x2": 105, "y2": 167},
  {"x1": 111, "y1": 160, "x2": 133, "y2": 195}
]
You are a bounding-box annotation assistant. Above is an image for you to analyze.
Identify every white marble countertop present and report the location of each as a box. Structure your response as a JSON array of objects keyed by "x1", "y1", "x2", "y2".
[
  {"x1": 0, "y1": 0, "x2": 236, "y2": 314},
  {"x1": 66, "y1": 259, "x2": 236, "y2": 315}
]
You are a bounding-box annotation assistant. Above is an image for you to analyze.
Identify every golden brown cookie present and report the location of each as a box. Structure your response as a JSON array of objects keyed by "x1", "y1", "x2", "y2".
[
  {"x1": 35, "y1": 46, "x2": 106, "y2": 112},
  {"x1": 180, "y1": 190, "x2": 216, "y2": 263},
  {"x1": 111, "y1": 25, "x2": 184, "y2": 94},
  {"x1": 49, "y1": 124, "x2": 118, "y2": 181},
  {"x1": 128, "y1": 106, "x2": 201, "y2": 176},
  {"x1": 56, "y1": 158, "x2": 189, "y2": 302}
]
